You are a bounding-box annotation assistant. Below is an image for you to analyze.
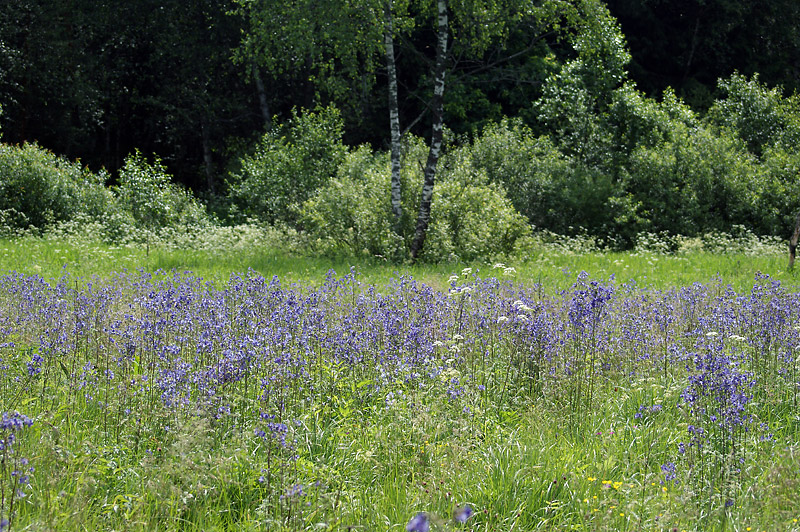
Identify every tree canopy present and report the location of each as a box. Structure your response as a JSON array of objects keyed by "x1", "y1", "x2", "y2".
[
  {"x1": 2, "y1": 0, "x2": 800, "y2": 260},
  {"x1": 2, "y1": 0, "x2": 796, "y2": 190}
]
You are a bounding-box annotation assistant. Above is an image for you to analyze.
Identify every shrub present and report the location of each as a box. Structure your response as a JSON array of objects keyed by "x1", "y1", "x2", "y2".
[
  {"x1": 468, "y1": 119, "x2": 568, "y2": 222},
  {"x1": 606, "y1": 85, "x2": 698, "y2": 157},
  {"x1": 753, "y1": 145, "x2": 800, "y2": 236},
  {"x1": 0, "y1": 142, "x2": 112, "y2": 231},
  {"x1": 707, "y1": 73, "x2": 800, "y2": 156},
  {"x1": 621, "y1": 123, "x2": 756, "y2": 237},
  {"x1": 114, "y1": 151, "x2": 208, "y2": 232},
  {"x1": 466, "y1": 119, "x2": 620, "y2": 240},
  {"x1": 420, "y1": 148, "x2": 532, "y2": 263},
  {"x1": 301, "y1": 136, "x2": 530, "y2": 262},
  {"x1": 300, "y1": 145, "x2": 409, "y2": 260},
  {"x1": 228, "y1": 106, "x2": 347, "y2": 226}
]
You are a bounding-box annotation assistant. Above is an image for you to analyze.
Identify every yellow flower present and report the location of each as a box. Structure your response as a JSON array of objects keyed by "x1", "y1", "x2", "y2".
[{"x1": 587, "y1": 476, "x2": 597, "y2": 481}]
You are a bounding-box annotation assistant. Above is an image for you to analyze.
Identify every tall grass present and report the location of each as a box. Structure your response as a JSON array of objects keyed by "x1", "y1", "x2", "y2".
[
  {"x1": 0, "y1": 228, "x2": 795, "y2": 291},
  {"x1": 0, "y1": 266, "x2": 798, "y2": 531}
]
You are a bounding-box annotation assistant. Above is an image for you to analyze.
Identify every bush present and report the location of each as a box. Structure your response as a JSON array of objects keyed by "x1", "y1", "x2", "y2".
[
  {"x1": 606, "y1": 85, "x2": 698, "y2": 157},
  {"x1": 114, "y1": 151, "x2": 208, "y2": 232},
  {"x1": 707, "y1": 73, "x2": 800, "y2": 156},
  {"x1": 468, "y1": 119, "x2": 568, "y2": 222},
  {"x1": 0, "y1": 142, "x2": 113, "y2": 231},
  {"x1": 301, "y1": 136, "x2": 530, "y2": 262},
  {"x1": 621, "y1": 122, "x2": 756, "y2": 237},
  {"x1": 420, "y1": 148, "x2": 532, "y2": 263},
  {"x1": 466, "y1": 119, "x2": 620, "y2": 240},
  {"x1": 300, "y1": 145, "x2": 409, "y2": 260},
  {"x1": 753, "y1": 145, "x2": 800, "y2": 236},
  {"x1": 228, "y1": 106, "x2": 347, "y2": 226}
]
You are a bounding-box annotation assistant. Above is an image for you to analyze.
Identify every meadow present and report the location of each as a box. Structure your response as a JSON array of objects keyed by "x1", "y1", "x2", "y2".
[{"x1": 1, "y1": 238, "x2": 799, "y2": 531}]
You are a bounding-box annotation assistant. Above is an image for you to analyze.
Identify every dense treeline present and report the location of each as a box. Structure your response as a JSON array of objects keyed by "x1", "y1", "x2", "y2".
[
  {"x1": 1, "y1": 0, "x2": 799, "y2": 261},
  {"x1": 606, "y1": 0, "x2": 800, "y2": 109}
]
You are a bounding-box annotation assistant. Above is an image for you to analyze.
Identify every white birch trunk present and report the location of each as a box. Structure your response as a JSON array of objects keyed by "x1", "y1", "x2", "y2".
[
  {"x1": 410, "y1": 0, "x2": 448, "y2": 261},
  {"x1": 385, "y1": 1, "x2": 403, "y2": 233},
  {"x1": 790, "y1": 209, "x2": 800, "y2": 270}
]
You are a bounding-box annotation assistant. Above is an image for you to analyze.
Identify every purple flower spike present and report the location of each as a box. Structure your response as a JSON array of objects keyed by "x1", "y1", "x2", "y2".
[
  {"x1": 454, "y1": 504, "x2": 474, "y2": 523},
  {"x1": 406, "y1": 512, "x2": 430, "y2": 532}
]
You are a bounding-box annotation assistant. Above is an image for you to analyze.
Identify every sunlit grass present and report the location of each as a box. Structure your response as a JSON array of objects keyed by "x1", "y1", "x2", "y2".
[
  {"x1": 0, "y1": 236, "x2": 796, "y2": 291},
  {"x1": 1, "y1": 234, "x2": 799, "y2": 531}
]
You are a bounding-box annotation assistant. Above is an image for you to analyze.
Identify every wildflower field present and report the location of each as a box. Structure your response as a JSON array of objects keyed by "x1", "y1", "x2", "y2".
[{"x1": 1, "y1": 252, "x2": 800, "y2": 530}]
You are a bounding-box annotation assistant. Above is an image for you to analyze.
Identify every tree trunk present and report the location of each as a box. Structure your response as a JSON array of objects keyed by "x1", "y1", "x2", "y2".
[
  {"x1": 409, "y1": 0, "x2": 448, "y2": 262},
  {"x1": 682, "y1": 15, "x2": 701, "y2": 83},
  {"x1": 789, "y1": 209, "x2": 800, "y2": 270},
  {"x1": 253, "y1": 67, "x2": 273, "y2": 131},
  {"x1": 201, "y1": 120, "x2": 215, "y2": 194},
  {"x1": 385, "y1": 1, "x2": 403, "y2": 234}
]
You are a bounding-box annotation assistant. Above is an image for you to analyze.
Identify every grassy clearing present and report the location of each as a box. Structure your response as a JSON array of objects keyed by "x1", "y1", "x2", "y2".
[
  {"x1": 0, "y1": 260, "x2": 799, "y2": 531},
  {"x1": 0, "y1": 236, "x2": 796, "y2": 292}
]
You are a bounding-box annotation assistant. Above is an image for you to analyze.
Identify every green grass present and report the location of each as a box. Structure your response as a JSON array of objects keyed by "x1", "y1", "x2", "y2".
[
  {"x1": 1, "y1": 237, "x2": 799, "y2": 531},
  {"x1": 1, "y1": 237, "x2": 796, "y2": 291},
  {"x1": 6, "y1": 339, "x2": 798, "y2": 531}
]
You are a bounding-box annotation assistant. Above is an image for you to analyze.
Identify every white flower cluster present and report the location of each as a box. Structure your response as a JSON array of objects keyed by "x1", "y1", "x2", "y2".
[{"x1": 492, "y1": 262, "x2": 517, "y2": 276}]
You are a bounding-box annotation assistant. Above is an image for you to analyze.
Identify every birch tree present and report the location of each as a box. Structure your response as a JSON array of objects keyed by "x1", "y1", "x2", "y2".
[
  {"x1": 385, "y1": 0, "x2": 404, "y2": 233},
  {"x1": 408, "y1": 0, "x2": 448, "y2": 261},
  {"x1": 232, "y1": 0, "x2": 574, "y2": 259}
]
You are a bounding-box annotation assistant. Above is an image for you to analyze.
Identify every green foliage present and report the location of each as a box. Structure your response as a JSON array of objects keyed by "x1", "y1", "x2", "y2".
[
  {"x1": 536, "y1": 60, "x2": 612, "y2": 166},
  {"x1": 532, "y1": 61, "x2": 800, "y2": 246},
  {"x1": 300, "y1": 145, "x2": 409, "y2": 260},
  {"x1": 231, "y1": 0, "x2": 385, "y2": 118},
  {"x1": 0, "y1": 142, "x2": 112, "y2": 232},
  {"x1": 605, "y1": 77, "x2": 800, "y2": 241},
  {"x1": 467, "y1": 118, "x2": 616, "y2": 238},
  {"x1": 621, "y1": 123, "x2": 756, "y2": 237},
  {"x1": 535, "y1": 0, "x2": 629, "y2": 165},
  {"x1": 420, "y1": 148, "x2": 531, "y2": 263},
  {"x1": 229, "y1": 106, "x2": 347, "y2": 226},
  {"x1": 301, "y1": 136, "x2": 530, "y2": 262},
  {"x1": 708, "y1": 73, "x2": 800, "y2": 156},
  {"x1": 569, "y1": 0, "x2": 631, "y2": 99},
  {"x1": 607, "y1": 85, "x2": 698, "y2": 156},
  {"x1": 114, "y1": 151, "x2": 208, "y2": 231},
  {"x1": 754, "y1": 145, "x2": 800, "y2": 235}
]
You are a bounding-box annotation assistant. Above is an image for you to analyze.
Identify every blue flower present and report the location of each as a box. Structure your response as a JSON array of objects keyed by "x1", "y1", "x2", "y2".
[
  {"x1": 406, "y1": 512, "x2": 429, "y2": 532},
  {"x1": 454, "y1": 504, "x2": 474, "y2": 523}
]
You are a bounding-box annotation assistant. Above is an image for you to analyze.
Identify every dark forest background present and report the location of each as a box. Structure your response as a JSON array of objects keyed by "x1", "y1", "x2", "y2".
[
  {"x1": 2, "y1": 0, "x2": 797, "y2": 191},
  {"x1": 2, "y1": 0, "x2": 800, "y2": 260}
]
